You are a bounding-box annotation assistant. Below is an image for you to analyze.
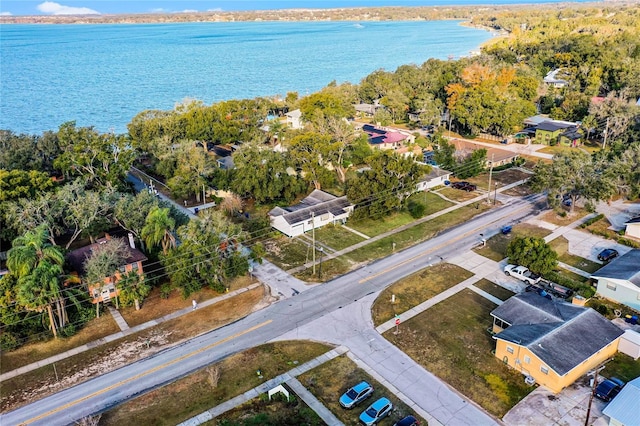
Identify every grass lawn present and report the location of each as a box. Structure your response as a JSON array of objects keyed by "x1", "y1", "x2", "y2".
[
  {"x1": 582, "y1": 216, "x2": 640, "y2": 248},
  {"x1": 298, "y1": 355, "x2": 425, "y2": 426},
  {"x1": 121, "y1": 275, "x2": 254, "y2": 327},
  {"x1": 372, "y1": 263, "x2": 473, "y2": 326},
  {"x1": 437, "y1": 186, "x2": 479, "y2": 202},
  {"x1": 264, "y1": 236, "x2": 312, "y2": 269},
  {"x1": 385, "y1": 289, "x2": 533, "y2": 417},
  {"x1": 467, "y1": 169, "x2": 532, "y2": 190},
  {"x1": 408, "y1": 191, "x2": 455, "y2": 215},
  {"x1": 101, "y1": 341, "x2": 331, "y2": 426},
  {"x1": 502, "y1": 183, "x2": 535, "y2": 197},
  {"x1": 554, "y1": 267, "x2": 589, "y2": 284},
  {"x1": 548, "y1": 237, "x2": 601, "y2": 273},
  {"x1": 0, "y1": 313, "x2": 120, "y2": 374},
  {"x1": 1, "y1": 286, "x2": 267, "y2": 413},
  {"x1": 605, "y1": 353, "x2": 640, "y2": 383},
  {"x1": 473, "y1": 279, "x2": 515, "y2": 301},
  {"x1": 314, "y1": 224, "x2": 366, "y2": 251},
  {"x1": 539, "y1": 208, "x2": 590, "y2": 226},
  {"x1": 295, "y1": 256, "x2": 354, "y2": 283},
  {"x1": 475, "y1": 223, "x2": 553, "y2": 262},
  {"x1": 207, "y1": 391, "x2": 323, "y2": 425},
  {"x1": 348, "y1": 211, "x2": 415, "y2": 237}
]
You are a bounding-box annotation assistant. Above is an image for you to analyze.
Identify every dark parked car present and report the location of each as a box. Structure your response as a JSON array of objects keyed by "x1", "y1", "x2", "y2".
[
  {"x1": 598, "y1": 248, "x2": 619, "y2": 262},
  {"x1": 339, "y1": 381, "x2": 374, "y2": 409},
  {"x1": 451, "y1": 181, "x2": 469, "y2": 189},
  {"x1": 595, "y1": 377, "x2": 625, "y2": 402},
  {"x1": 394, "y1": 415, "x2": 420, "y2": 426}
]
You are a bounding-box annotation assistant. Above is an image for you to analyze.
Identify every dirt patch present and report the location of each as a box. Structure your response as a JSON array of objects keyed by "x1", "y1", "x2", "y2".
[{"x1": 1, "y1": 285, "x2": 269, "y2": 413}]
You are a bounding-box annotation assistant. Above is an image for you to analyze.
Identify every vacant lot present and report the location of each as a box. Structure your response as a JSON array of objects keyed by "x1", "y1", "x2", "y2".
[
  {"x1": 209, "y1": 392, "x2": 323, "y2": 425},
  {"x1": 298, "y1": 355, "x2": 425, "y2": 426},
  {"x1": 437, "y1": 186, "x2": 479, "y2": 202},
  {"x1": 2, "y1": 285, "x2": 268, "y2": 413},
  {"x1": 372, "y1": 263, "x2": 473, "y2": 326},
  {"x1": 264, "y1": 236, "x2": 312, "y2": 270},
  {"x1": 540, "y1": 208, "x2": 590, "y2": 226},
  {"x1": 475, "y1": 223, "x2": 553, "y2": 262},
  {"x1": 314, "y1": 224, "x2": 366, "y2": 251},
  {"x1": 349, "y1": 192, "x2": 453, "y2": 237},
  {"x1": 467, "y1": 168, "x2": 532, "y2": 190},
  {"x1": 473, "y1": 279, "x2": 515, "y2": 301},
  {"x1": 384, "y1": 289, "x2": 533, "y2": 418},
  {"x1": 101, "y1": 341, "x2": 331, "y2": 426}
]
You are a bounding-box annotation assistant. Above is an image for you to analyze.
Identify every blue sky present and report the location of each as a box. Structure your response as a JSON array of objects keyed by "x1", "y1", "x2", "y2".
[{"x1": 0, "y1": 1, "x2": 471, "y2": 16}]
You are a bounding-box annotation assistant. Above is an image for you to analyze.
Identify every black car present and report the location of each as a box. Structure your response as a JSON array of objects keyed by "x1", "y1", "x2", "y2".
[
  {"x1": 451, "y1": 181, "x2": 469, "y2": 189},
  {"x1": 595, "y1": 377, "x2": 625, "y2": 402},
  {"x1": 598, "y1": 249, "x2": 619, "y2": 262},
  {"x1": 394, "y1": 415, "x2": 420, "y2": 426}
]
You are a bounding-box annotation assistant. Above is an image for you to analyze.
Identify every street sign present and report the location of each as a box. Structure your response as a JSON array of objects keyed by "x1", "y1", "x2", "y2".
[{"x1": 395, "y1": 317, "x2": 400, "y2": 326}]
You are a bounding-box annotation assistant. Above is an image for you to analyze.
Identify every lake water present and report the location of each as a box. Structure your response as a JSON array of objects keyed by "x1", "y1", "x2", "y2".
[{"x1": 0, "y1": 21, "x2": 495, "y2": 134}]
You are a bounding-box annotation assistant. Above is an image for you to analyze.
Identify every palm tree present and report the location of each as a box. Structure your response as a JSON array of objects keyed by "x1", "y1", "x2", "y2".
[
  {"x1": 7, "y1": 225, "x2": 67, "y2": 337},
  {"x1": 117, "y1": 270, "x2": 150, "y2": 311},
  {"x1": 141, "y1": 207, "x2": 176, "y2": 255}
]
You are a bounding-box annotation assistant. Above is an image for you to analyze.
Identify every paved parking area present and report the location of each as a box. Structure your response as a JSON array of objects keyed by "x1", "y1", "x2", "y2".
[
  {"x1": 562, "y1": 229, "x2": 633, "y2": 263},
  {"x1": 503, "y1": 380, "x2": 608, "y2": 426}
]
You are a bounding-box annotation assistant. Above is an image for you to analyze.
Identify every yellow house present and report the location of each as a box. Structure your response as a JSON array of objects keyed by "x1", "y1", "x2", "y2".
[{"x1": 491, "y1": 293, "x2": 624, "y2": 393}]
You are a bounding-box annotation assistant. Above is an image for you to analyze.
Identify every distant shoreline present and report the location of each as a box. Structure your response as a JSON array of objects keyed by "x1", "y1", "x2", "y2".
[{"x1": 0, "y1": 3, "x2": 607, "y2": 25}]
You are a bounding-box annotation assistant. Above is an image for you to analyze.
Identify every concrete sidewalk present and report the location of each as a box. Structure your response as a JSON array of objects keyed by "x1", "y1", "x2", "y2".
[{"x1": 0, "y1": 283, "x2": 262, "y2": 382}]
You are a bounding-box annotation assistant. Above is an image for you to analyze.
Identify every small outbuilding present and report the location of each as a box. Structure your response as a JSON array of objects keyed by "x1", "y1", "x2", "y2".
[
  {"x1": 624, "y1": 217, "x2": 640, "y2": 239},
  {"x1": 618, "y1": 329, "x2": 640, "y2": 360}
]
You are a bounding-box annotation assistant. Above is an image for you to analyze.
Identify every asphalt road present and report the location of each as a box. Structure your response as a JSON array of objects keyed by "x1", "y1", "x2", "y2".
[{"x1": 1, "y1": 194, "x2": 545, "y2": 426}]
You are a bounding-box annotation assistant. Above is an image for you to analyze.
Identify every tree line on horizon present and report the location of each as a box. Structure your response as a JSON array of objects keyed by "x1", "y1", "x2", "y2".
[{"x1": 1, "y1": 3, "x2": 640, "y2": 349}]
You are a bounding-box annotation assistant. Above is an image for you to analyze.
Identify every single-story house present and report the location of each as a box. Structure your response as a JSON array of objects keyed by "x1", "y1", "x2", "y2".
[
  {"x1": 354, "y1": 100, "x2": 385, "y2": 117},
  {"x1": 449, "y1": 139, "x2": 519, "y2": 167},
  {"x1": 268, "y1": 190, "x2": 354, "y2": 237},
  {"x1": 543, "y1": 69, "x2": 569, "y2": 88},
  {"x1": 66, "y1": 233, "x2": 147, "y2": 305},
  {"x1": 624, "y1": 217, "x2": 640, "y2": 239},
  {"x1": 415, "y1": 168, "x2": 451, "y2": 191},
  {"x1": 285, "y1": 109, "x2": 303, "y2": 129},
  {"x1": 602, "y1": 376, "x2": 640, "y2": 426},
  {"x1": 591, "y1": 249, "x2": 640, "y2": 311},
  {"x1": 491, "y1": 292, "x2": 623, "y2": 393},
  {"x1": 361, "y1": 124, "x2": 413, "y2": 150},
  {"x1": 559, "y1": 127, "x2": 584, "y2": 146}
]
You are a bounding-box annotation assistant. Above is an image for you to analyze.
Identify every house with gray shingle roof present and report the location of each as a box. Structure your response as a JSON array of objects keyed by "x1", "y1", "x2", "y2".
[
  {"x1": 491, "y1": 293, "x2": 623, "y2": 393},
  {"x1": 268, "y1": 190, "x2": 354, "y2": 237},
  {"x1": 591, "y1": 249, "x2": 640, "y2": 311}
]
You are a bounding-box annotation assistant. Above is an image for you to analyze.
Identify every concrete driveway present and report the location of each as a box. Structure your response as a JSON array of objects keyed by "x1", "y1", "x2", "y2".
[{"x1": 503, "y1": 380, "x2": 608, "y2": 426}]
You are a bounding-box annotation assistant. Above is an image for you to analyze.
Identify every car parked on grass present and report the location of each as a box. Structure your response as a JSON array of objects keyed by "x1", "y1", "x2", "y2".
[
  {"x1": 394, "y1": 415, "x2": 420, "y2": 426},
  {"x1": 504, "y1": 264, "x2": 542, "y2": 285},
  {"x1": 339, "y1": 381, "x2": 374, "y2": 409},
  {"x1": 597, "y1": 248, "x2": 619, "y2": 262},
  {"x1": 359, "y1": 397, "x2": 393, "y2": 425},
  {"x1": 451, "y1": 181, "x2": 477, "y2": 192},
  {"x1": 595, "y1": 377, "x2": 625, "y2": 402}
]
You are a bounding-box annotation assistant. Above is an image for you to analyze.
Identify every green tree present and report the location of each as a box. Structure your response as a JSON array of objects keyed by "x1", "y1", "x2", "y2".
[
  {"x1": 54, "y1": 122, "x2": 137, "y2": 189},
  {"x1": 7, "y1": 225, "x2": 67, "y2": 338},
  {"x1": 299, "y1": 92, "x2": 354, "y2": 122},
  {"x1": 141, "y1": 207, "x2": 176, "y2": 255},
  {"x1": 507, "y1": 236, "x2": 558, "y2": 275},
  {"x1": 288, "y1": 132, "x2": 335, "y2": 190},
  {"x1": 117, "y1": 270, "x2": 151, "y2": 311},
  {"x1": 0, "y1": 169, "x2": 55, "y2": 202},
  {"x1": 113, "y1": 191, "x2": 161, "y2": 251}
]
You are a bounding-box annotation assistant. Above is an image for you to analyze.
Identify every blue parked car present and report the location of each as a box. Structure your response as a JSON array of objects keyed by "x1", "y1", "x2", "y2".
[
  {"x1": 595, "y1": 377, "x2": 625, "y2": 402},
  {"x1": 359, "y1": 397, "x2": 393, "y2": 425},
  {"x1": 339, "y1": 381, "x2": 374, "y2": 409}
]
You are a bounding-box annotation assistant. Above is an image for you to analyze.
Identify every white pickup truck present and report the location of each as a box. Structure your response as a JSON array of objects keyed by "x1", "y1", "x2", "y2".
[{"x1": 503, "y1": 264, "x2": 542, "y2": 285}]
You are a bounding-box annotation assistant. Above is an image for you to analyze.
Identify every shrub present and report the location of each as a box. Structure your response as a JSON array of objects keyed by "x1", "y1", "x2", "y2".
[
  {"x1": 544, "y1": 271, "x2": 583, "y2": 290},
  {"x1": 580, "y1": 214, "x2": 604, "y2": 228},
  {"x1": 407, "y1": 200, "x2": 426, "y2": 218},
  {"x1": 160, "y1": 282, "x2": 174, "y2": 299},
  {"x1": 60, "y1": 323, "x2": 77, "y2": 338},
  {"x1": 0, "y1": 332, "x2": 21, "y2": 351}
]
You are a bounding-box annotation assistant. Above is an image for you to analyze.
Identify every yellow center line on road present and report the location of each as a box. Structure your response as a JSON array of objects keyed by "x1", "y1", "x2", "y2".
[
  {"x1": 358, "y1": 202, "x2": 532, "y2": 284},
  {"x1": 20, "y1": 320, "x2": 272, "y2": 425}
]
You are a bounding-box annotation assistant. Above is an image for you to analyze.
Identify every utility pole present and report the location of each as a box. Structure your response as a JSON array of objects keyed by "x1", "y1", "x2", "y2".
[
  {"x1": 602, "y1": 117, "x2": 610, "y2": 150},
  {"x1": 494, "y1": 182, "x2": 498, "y2": 205},
  {"x1": 202, "y1": 184, "x2": 206, "y2": 205},
  {"x1": 585, "y1": 364, "x2": 605, "y2": 426},
  {"x1": 487, "y1": 153, "x2": 495, "y2": 204},
  {"x1": 311, "y1": 212, "x2": 316, "y2": 275}
]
